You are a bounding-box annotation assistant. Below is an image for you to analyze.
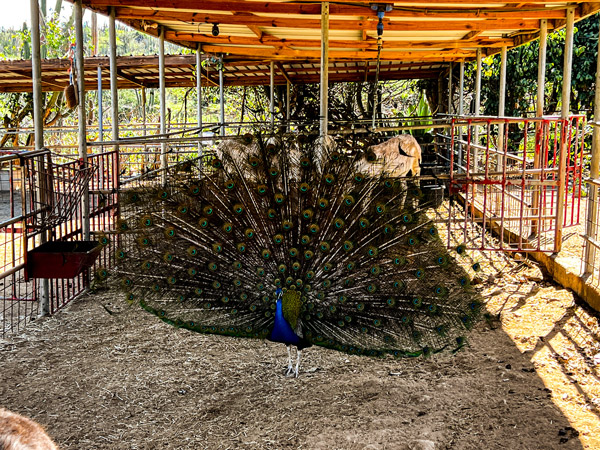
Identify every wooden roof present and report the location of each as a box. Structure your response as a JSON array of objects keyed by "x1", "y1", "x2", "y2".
[
  {"x1": 76, "y1": 0, "x2": 600, "y2": 64},
  {"x1": 0, "y1": 55, "x2": 446, "y2": 93}
]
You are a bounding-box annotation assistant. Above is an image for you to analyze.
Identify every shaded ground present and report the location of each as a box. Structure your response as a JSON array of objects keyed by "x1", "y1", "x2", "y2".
[{"x1": 1, "y1": 267, "x2": 597, "y2": 449}]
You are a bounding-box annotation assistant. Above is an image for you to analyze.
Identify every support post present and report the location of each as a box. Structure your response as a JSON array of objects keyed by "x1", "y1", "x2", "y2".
[
  {"x1": 196, "y1": 46, "x2": 202, "y2": 156},
  {"x1": 98, "y1": 66, "x2": 103, "y2": 144},
  {"x1": 555, "y1": 8, "x2": 575, "y2": 252},
  {"x1": 286, "y1": 80, "x2": 291, "y2": 133},
  {"x1": 320, "y1": 2, "x2": 329, "y2": 138},
  {"x1": 30, "y1": 0, "x2": 49, "y2": 316},
  {"x1": 75, "y1": 0, "x2": 89, "y2": 242},
  {"x1": 159, "y1": 26, "x2": 167, "y2": 185},
  {"x1": 584, "y1": 16, "x2": 600, "y2": 274},
  {"x1": 497, "y1": 46, "x2": 507, "y2": 168},
  {"x1": 447, "y1": 62, "x2": 453, "y2": 114},
  {"x1": 109, "y1": 7, "x2": 119, "y2": 159},
  {"x1": 219, "y1": 56, "x2": 225, "y2": 136},
  {"x1": 270, "y1": 61, "x2": 275, "y2": 131},
  {"x1": 458, "y1": 61, "x2": 465, "y2": 170},
  {"x1": 473, "y1": 48, "x2": 482, "y2": 172},
  {"x1": 531, "y1": 19, "x2": 547, "y2": 236}
]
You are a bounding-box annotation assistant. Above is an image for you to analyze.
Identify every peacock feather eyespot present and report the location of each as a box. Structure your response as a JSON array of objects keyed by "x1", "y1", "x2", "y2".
[
  {"x1": 383, "y1": 224, "x2": 395, "y2": 235},
  {"x1": 386, "y1": 297, "x2": 396, "y2": 307},
  {"x1": 164, "y1": 227, "x2": 176, "y2": 239},
  {"x1": 224, "y1": 179, "x2": 236, "y2": 190},
  {"x1": 415, "y1": 268, "x2": 425, "y2": 279},
  {"x1": 178, "y1": 205, "x2": 189, "y2": 215},
  {"x1": 392, "y1": 280, "x2": 405, "y2": 290},
  {"x1": 208, "y1": 262, "x2": 218, "y2": 271},
  {"x1": 245, "y1": 228, "x2": 255, "y2": 239},
  {"x1": 222, "y1": 223, "x2": 233, "y2": 233},
  {"x1": 234, "y1": 278, "x2": 242, "y2": 287},
  {"x1": 278, "y1": 264, "x2": 287, "y2": 273},
  {"x1": 373, "y1": 319, "x2": 382, "y2": 327},
  {"x1": 366, "y1": 283, "x2": 377, "y2": 293},
  {"x1": 248, "y1": 155, "x2": 260, "y2": 167},
  {"x1": 435, "y1": 254, "x2": 449, "y2": 267},
  {"x1": 383, "y1": 180, "x2": 393, "y2": 189},
  {"x1": 301, "y1": 235, "x2": 311, "y2": 245},
  {"x1": 319, "y1": 241, "x2": 330, "y2": 253},
  {"x1": 282, "y1": 220, "x2": 293, "y2": 231},
  {"x1": 428, "y1": 304, "x2": 438, "y2": 314},
  {"x1": 316, "y1": 311, "x2": 324, "y2": 319},
  {"x1": 233, "y1": 203, "x2": 245, "y2": 215},
  {"x1": 344, "y1": 277, "x2": 355, "y2": 287},
  {"x1": 137, "y1": 236, "x2": 151, "y2": 247},
  {"x1": 435, "y1": 325, "x2": 446, "y2": 335},
  {"x1": 330, "y1": 151, "x2": 341, "y2": 162},
  {"x1": 189, "y1": 184, "x2": 200, "y2": 196},
  {"x1": 305, "y1": 270, "x2": 315, "y2": 280},
  {"x1": 257, "y1": 282, "x2": 265, "y2": 291},
  {"x1": 274, "y1": 193, "x2": 286, "y2": 204},
  {"x1": 407, "y1": 236, "x2": 418, "y2": 246},
  {"x1": 343, "y1": 194, "x2": 355, "y2": 206},
  {"x1": 157, "y1": 190, "x2": 169, "y2": 200},
  {"x1": 250, "y1": 305, "x2": 257, "y2": 312},
  {"x1": 99, "y1": 235, "x2": 110, "y2": 246},
  {"x1": 343, "y1": 241, "x2": 354, "y2": 252},
  {"x1": 211, "y1": 158, "x2": 223, "y2": 169},
  {"x1": 140, "y1": 215, "x2": 153, "y2": 227},
  {"x1": 459, "y1": 276, "x2": 470, "y2": 287},
  {"x1": 299, "y1": 182, "x2": 310, "y2": 193},
  {"x1": 334, "y1": 218, "x2": 345, "y2": 229},
  {"x1": 221, "y1": 296, "x2": 229, "y2": 303},
  {"x1": 198, "y1": 218, "x2": 209, "y2": 228},
  {"x1": 468, "y1": 301, "x2": 480, "y2": 311},
  {"x1": 302, "y1": 209, "x2": 314, "y2": 220},
  {"x1": 257, "y1": 184, "x2": 268, "y2": 195},
  {"x1": 240, "y1": 293, "x2": 248, "y2": 301},
  {"x1": 455, "y1": 243, "x2": 467, "y2": 256},
  {"x1": 402, "y1": 213, "x2": 413, "y2": 223},
  {"x1": 309, "y1": 224, "x2": 320, "y2": 234},
  {"x1": 359, "y1": 217, "x2": 370, "y2": 229},
  {"x1": 304, "y1": 250, "x2": 314, "y2": 260},
  {"x1": 231, "y1": 308, "x2": 238, "y2": 315},
  {"x1": 367, "y1": 246, "x2": 378, "y2": 257},
  {"x1": 354, "y1": 173, "x2": 365, "y2": 183},
  {"x1": 116, "y1": 249, "x2": 127, "y2": 260},
  {"x1": 316, "y1": 291, "x2": 325, "y2": 300},
  {"x1": 289, "y1": 248, "x2": 299, "y2": 258},
  {"x1": 203, "y1": 205, "x2": 214, "y2": 216},
  {"x1": 472, "y1": 262, "x2": 481, "y2": 272},
  {"x1": 322, "y1": 262, "x2": 334, "y2": 272},
  {"x1": 318, "y1": 198, "x2": 329, "y2": 209},
  {"x1": 212, "y1": 281, "x2": 221, "y2": 289},
  {"x1": 269, "y1": 167, "x2": 279, "y2": 178},
  {"x1": 187, "y1": 268, "x2": 197, "y2": 277},
  {"x1": 322, "y1": 279, "x2": 331, "y2": 289},
  {"x1": 401, "y1": 315, "x2": 410, "y2": 324},
  {"x1": 300, "y1": 157, "x2": 311, "y2": 167},
  {"x1": 152, "y1": 284, "x2": 161, "y2": 292},
  {"x1": 125, "y1": 293, "x2": 135, "y2": 304},
  {"x1": 412, "y1": 297, "x2": 423, "y2": 308},
  {"x1": 121, "y1": 277, "x2": 132, "y2": 288},
  {"x1": 256, "y1": 267, "x2": 265, "y2": 277},
  {"x1": 393, "y1": 256, "x2": 407, "y2": 266},
  {"x1": 370, "y1": 265, "x2": 381, "y2": 276},
  {"x1": 337, "y1": 320, "x2": 345, "y2": 327},
  {"x1": 203, "y1": 302, "x2": 212, "y2": 309},
  {"x1": 195, "y1": 288, "x2": 203, "y2": 296},
  {"x1": 295, "y1": 279, "x2": 303, "y2": 288},
  {"x1": 236, "y1": 243, "x2": 246, "y2": 253},
  {"x1": 434, "y1": 285, "x2": 448, "y2": 296},
  {"x1": 167, "y1": 276, "x2": 177, "y2": 285},
  {"x1": 212, "y1": 243, "x2": 223, "y2": 254},
  {"x1": 117, "y1": 219, "x2": 129, "y2": 232},
  {"x1": 428, "y1": 226, "x2": 438, "y2": 237},
  {"x1": 261, "y1": 249, "x2": 271, "y2": 259},
  {"x1": 264, "y1": 311, "x2": 272, "y2": 318},
  {"x1": 346, "y1": 262, "x2": 356, "y2": 271},
  {"x1": 338, "y1": 295, "x2": 347, "y2": 304},
  {"x1": 375, "y1": 203, "x2": 386, "y2": 214}
]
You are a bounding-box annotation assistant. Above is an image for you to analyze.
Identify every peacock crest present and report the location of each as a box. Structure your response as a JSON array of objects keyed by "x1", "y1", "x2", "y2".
[{"x1": 111, "y1": 132, "x2": 480, "y2": 367}]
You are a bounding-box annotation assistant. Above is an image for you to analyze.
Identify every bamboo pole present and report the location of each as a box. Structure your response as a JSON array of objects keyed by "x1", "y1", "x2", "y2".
[
  {"x1": 270, "y1": 61, "x2": 275, "y2": 131},
  {"x1": 320, "y1": 2, "x2": 329, "y2": 138},
  {"x1": 159, "y1": 26, "x2": 167, "y2": 184},
  {"x1": 196, "y1": 45, "x2": 203, "y2": 156}
]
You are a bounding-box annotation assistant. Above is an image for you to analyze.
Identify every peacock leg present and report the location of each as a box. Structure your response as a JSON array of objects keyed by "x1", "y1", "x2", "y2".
[
  {"x1": 294, "y1": 349, "x2": 302, "y2": 378},
  {"x1": 285, "y1": 345, "x2": 294, "y2": 376}
]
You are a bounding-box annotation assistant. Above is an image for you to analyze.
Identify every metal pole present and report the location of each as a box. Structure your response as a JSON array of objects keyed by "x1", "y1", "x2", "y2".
[
  {"x1": 286, "y1": 80, "x2": 291, "y2": 133},
  {"x1": 473, "y1": 48, "x2": 482, "y2": 172},
  {"x1": 159, "y1": 26, "x2": 167, "y2": 185},
  {"x1": 584, "y1": 16, "x2": 600, "y2": 274},
  {"x1": 555, "y1": 8, "x2": 575, "y2": 252},
  {"x1": 196, "y1": 45, "x2": 202, "y2": 156},
  {"x1": 270, "y1": 61, "x2": 275, "y2": 131},
  {"x1": 531, "y1": 19, "x2": 547, "y2": 236},
  {"x1": 98, "y1": 66, "x2": 103, "y2": 143},
  {"x1": 75, "y1": 0, "x2": 89, "y2": 242},
  {"x1": 497, "y1": 46, "x2": 507, "y2": 169},
  {"x1": 458, "y1": 61, "x2": 465, "y2": 169},
  {"x1": 447, "y1": 62, "x2": 453, "y2": 114},
  {"x1": 219, "y1": 56, "x2": 225, "y2": 136},
  {"x1": 320, "y1": 2, "x2": 329, "y2": 138},
  {"x1": 109, "y1": 7, "x2": 119, "y2": 157},
  {"x1": 30, "y1": 0, "x2": 49, "y2": 316}
]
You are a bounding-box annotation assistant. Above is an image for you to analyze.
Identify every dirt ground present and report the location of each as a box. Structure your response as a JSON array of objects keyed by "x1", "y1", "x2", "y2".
[{"x1": 1, "y1": 247, "x2": 599, "y2": 449}]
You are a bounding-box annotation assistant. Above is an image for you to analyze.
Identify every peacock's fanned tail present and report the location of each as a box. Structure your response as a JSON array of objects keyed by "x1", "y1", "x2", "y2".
[{"x1": 112, "y1": 133, "x2": 480, "y2": 358}]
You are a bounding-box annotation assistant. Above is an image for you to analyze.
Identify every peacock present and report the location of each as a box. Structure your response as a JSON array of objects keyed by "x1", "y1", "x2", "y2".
[{"x1": 106, "y1": 132, "x2": 480, "y2": 377}]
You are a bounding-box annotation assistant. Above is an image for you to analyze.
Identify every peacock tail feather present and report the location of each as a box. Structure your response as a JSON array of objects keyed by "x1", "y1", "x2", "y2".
[{"x1": 112, "y1": 132, "x2": 480, "y2": 358}]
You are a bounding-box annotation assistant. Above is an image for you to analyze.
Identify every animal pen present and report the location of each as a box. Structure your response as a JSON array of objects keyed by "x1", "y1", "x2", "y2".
[{"x1": 2, "y1": 0, "x2": 600, "y2": 447}]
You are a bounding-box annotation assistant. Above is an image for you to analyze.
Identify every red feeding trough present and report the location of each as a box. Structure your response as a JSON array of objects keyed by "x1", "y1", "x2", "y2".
[{"x1": 26, "y1": 240, "x2": 102, "y2": 280}]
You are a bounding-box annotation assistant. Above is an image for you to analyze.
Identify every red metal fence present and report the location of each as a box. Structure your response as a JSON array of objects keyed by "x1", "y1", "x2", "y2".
[{"x1": 443, "y1": 115, "x2": 586, "y2": 253}]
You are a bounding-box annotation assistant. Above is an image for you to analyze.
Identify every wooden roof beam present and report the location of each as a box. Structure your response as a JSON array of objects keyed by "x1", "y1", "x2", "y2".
[
  {"x1": 116, "y1": 69, "x2": 146, "y2": 87},
  {"x1": 114, "y1": 9, "x2": 543, "y2": 32},
  {"x1": 82, "y1": 0, "x2": 570, "y2": 20},
  {"x1": 275, "y1": 62, "x2": 293, "y2": 84}
]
